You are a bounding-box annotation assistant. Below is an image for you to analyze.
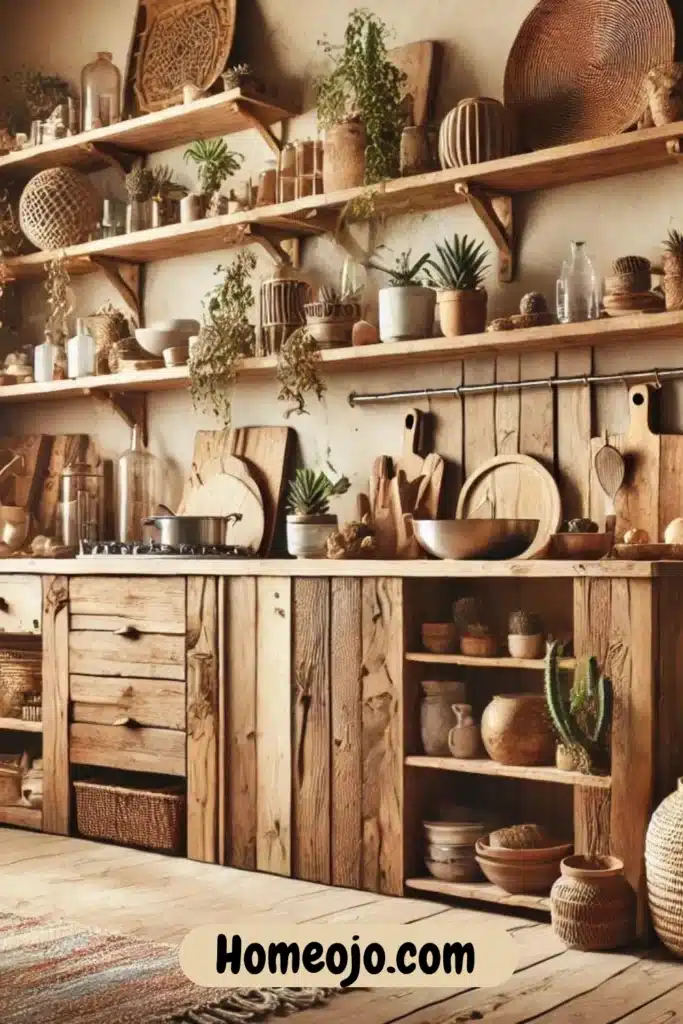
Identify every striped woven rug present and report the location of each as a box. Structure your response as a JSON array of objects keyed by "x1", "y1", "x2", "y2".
[{"x1": 0, "y1": 911, "x2": 336, "y2": 1023}]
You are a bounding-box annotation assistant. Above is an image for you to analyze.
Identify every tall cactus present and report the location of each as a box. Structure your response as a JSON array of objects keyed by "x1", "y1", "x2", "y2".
[{"x1": 544, "y1": 640, "x2": 611, "y2": 774}]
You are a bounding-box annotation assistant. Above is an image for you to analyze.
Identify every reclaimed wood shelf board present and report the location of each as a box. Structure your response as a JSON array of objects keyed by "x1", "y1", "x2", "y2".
[
  {"x1": 0, "y1": 803, "x2": 41, "y2": 829},
  {"x1": 0, "y1": 89, "x2": 294, "y2": 178},
  {"x1": 405, "y1": 876, "x2": 551, "y2": 912},
  {"x1": 405, "y1": 755, "x2": 612, "y2": 788},
  {"x1": 0, "y1": 716, "x2": 42, "y2": 733},
  {"x1": 406, "y1": 653, "x2": 577, "y2": 669}
]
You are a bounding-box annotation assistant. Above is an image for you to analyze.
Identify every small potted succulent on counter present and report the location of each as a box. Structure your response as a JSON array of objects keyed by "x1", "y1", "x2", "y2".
[
  {"x1": 286, "y1": 468, "x2": 350, "y2": 558},
  {"x1": 426, "y1": 234, "x2": 490, "y2": 336},
  {"x1": 369, "y1": 249, "x2": 435, "y2": 343},
  {"x1": 508, "y1": 610, "x2": 544, "y2": 659}
]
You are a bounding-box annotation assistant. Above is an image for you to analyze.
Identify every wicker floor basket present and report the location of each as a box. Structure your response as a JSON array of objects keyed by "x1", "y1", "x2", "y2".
[{"x1": 74, "y1": 780, "x2": 186, "y2": 855}]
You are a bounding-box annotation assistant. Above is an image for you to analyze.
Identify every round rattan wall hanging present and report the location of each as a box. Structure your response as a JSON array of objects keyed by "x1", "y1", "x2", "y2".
[
  {"x1": 19, "y1": 168, "x2": 101, "y2": 252},
  {"x1": 135, "y1": 0, "x2": 237, "y2": 112},
  {"x1": 504, "y1": 0, "x2": 674, "y2": 151}
]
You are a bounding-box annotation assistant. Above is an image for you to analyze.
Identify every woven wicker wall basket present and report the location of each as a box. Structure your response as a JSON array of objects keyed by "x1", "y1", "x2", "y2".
[
  {"x1": 135, "y1": 0, "x2": 237, "y2": 112},
  {"x1": 19, "y1": 168, "x2": 101, "y2": 252},
  {"x1": 504, "y1": 0, "x2": 675, "y2": 151}
]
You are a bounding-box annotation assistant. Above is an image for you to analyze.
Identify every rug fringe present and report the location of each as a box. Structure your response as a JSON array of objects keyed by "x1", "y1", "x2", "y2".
[{"x1": 150, "y1": 987, "x2": 337, "y2": 1024}]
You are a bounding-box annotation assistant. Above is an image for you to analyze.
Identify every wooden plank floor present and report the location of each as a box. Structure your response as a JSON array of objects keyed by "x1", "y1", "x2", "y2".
[{"x1": 1, "y1": 829, "x2": 682, "y2": 1023}]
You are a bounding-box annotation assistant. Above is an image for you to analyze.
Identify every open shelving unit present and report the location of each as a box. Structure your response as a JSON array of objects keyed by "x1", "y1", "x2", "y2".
[
  {"x1": 405, "y1": 876, "x2": 552, "y2": 912},
  {"x1": 405, "y1": 755, "x2": 611, "y2": 789},
  {"x1": 0, "y1": 717, "x2": 42, "y2": 734},
  {"x1": 406, "y1": 652, "x2": 577, "y2": 670}
]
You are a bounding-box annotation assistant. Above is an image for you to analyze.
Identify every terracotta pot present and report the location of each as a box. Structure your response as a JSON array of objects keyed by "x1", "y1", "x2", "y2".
[
  {"x1": 476, "y1": 852, "x2": 561, "y2": 894},
  {"x1": 400, "y1": 125, "x2": 436, "y2": 176},
  {"x1": 646, "y1": 777, "x2": 683, "y2": 956},
  {"x1": 447, "y1": 703, "x2": 481, "y2": 759},
  {"x1": 420, "y1": 680, "x2": 466, "y2": 756},
  {"x1": 438, "y1": 289, "x2": 487, "y2": 337},
  {"x1": 304, "y1": 300, "x2": 360, "y2": 349},
  {"x1": 421, "y1": 622, "x2": 458, "y2": 654},
  {"x1": 323, "y1": 121, "x2": 366, "y2": 193},
  {"x1": 286, "y1": 514, "x2": 337, "y2": 559},
  {"x1": 481, "y1": 693, "x2": 556, "y2": 766},
  {"x1": 507, "y1": 633, "x2": 544, "y2": 659},
  {"x1": 459, "y1": 634, "x2": 497, "y2": 657},
  {"x1": 646, "y1": 63, "x2": 683, "y2": 126},
  {"x1": 551, "y1": 855, "x2": 635, "y2": 950},
  {"x1": 438, "y1": 98, "x2": 513, "y2": 169},
  {"x1": 664, "y1": 273, "x2": 683, "y2": 312}
]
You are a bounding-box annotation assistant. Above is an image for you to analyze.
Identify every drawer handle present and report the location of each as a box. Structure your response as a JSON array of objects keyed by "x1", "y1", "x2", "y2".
[
  {"x1": 114, "y1": 624, "x2": 141, "y2": 640},
  {"x1": 0, "y1": 598, "x2": 9, "y2": 614},
  {"x1": 113, "y1": 714, "x2": 141, "y2": 728}
]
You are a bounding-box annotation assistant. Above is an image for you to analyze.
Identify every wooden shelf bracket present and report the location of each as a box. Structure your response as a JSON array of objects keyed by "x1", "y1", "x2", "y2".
[
  {"x1": 455, "y1": 183, "x2": 515, "y2": 282},
  {"x1": 90, "y1": 256, "x2": 143, "y2": 325},
  {"x1": 230, "y1": 100, "x2": 283, "y2": 155},
  {"x1": 249, "y1": 225, "x2": 301, "y2": 268},
  {"x1": 88, "y1": 389, "x2": 148, "y2": 444},
  {"x1": 78, "y1": 141, "x2": 141, "y2": 176}
]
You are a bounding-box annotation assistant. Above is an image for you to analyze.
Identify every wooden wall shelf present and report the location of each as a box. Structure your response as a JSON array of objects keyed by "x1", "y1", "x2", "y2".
[
  {"x1": 0, "y1": 716, "x2": 42, "y2": 733},
  {"x1": 406, "y1": 653, "x2": 577, "y2": 670},
  {"x1": 405, "y1": 755, "x2": 611, "y2": 789},
  {"x1": 405, "y1": 877, "x2": 551, "y2": 913},
  {"x1": 0, "y1": 804, "x2": 42, "y2": 829}
]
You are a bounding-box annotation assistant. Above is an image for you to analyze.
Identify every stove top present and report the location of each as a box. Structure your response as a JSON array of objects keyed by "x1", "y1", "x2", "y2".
[{"x1": 78, "y1": 539, "x2": 252, "y2": 558}]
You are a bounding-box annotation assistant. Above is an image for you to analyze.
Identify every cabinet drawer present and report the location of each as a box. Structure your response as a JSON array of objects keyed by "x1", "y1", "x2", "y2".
[
  {"x1": 70, "y1": 722, "x2": 186, "y2": 776},
  {"x1": 70, "y1": 675, "x2": 186, "y2": 730},
  {"x1": 69, "y1": 578, "x2": 185, "y2": 634},
  {"x1": 0, "y1": 576, "x2": 42, "y2": 634},
  {"x1": 69, "y1": 631, "x2": 185, "y2": 680}
]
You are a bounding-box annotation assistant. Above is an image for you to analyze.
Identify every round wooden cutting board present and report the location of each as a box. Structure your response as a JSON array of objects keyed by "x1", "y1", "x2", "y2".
[
  {"x1": 183, "y1": 472, "x2": 265, "y2": 553},
  {"x1": 456, "y1": 453, "x2": 562, "y2": 559}
]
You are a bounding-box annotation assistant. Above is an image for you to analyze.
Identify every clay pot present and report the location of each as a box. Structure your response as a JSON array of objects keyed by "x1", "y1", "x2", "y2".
[
  {"x1": 421, "y1": 622, "x2": 458, "y2": 654},
  {"x1": 481, "y1": 693, "x2": 556, "y2": 766},
  {"x1": 476, "y1": 852, "x2": 561, "y2": 894},
  {"x1": 645, "y1": 63, "x2": 683, "y2": 127},
  {"x1": 437, "y1": 289, "x2": 487, "y2": 337},
  {"x1": 438, "y1": 98, "x2": 513, "y2": 169},
  {"x1": 459, "y1": 634, "x2": 497, "y2": 657},
  {"x1": 323, "y1": 121, "x2": 366, "y2": 193},
  {"x1": 551, "y1": 855, "x2": 635, "y2": 950},
  {"x1": 664, "y1": 273, "x2": 683, "y2": 312},
  {"x1": 286, "y1": 514, "x2": 337, "y2": 559},
  {"x1": 304, "y1": 300, "x2": 360, "y2": 349},
  {"x1": 646, "y1": 778, "x2": 683, "y2": 956},
  {"x1": 420, "y1": 680, "x2": 466, "y2": 756},
  {"x1": 448, "y1": 703, "x2": 481, "y2": 759},
  {"x1": 507, "y1": 634, "x2": 544, "y2": 659},
  {"x1": 400, "y1": 125, "x2": 436, "y2": 176}
]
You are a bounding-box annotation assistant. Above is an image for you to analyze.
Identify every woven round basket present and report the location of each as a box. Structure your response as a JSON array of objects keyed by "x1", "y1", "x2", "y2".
[
  {"x1": 504, "y1": 0, "x2": 675, "y2": 150},
  {"x1": 551, "y1": 855, "x2": 635, "y2": 950},
  {"x1": 0, "y1": 647, "x2": 42, "y2": 718},
  {"x1": 20, "y1": 167, "x2": 101, "y2": 251},
  {"x1": 646, "y1": 779, "x2": 683, "y2": 956}
]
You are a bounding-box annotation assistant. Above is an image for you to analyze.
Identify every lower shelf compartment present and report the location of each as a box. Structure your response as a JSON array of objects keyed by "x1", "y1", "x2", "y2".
[
  {"x1": 0, "y1": 803, "x2": 42, "y2": 830},
  {"x1": 405, "y1": 876, "x2": 551, "y2": 913}
]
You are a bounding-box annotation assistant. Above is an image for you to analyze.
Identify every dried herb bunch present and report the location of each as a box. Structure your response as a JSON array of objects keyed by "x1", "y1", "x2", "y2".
[
  {"x1": 0, "y1": 187, "x2": 23, "y2": 257},
  {"x1": 0, "y1": 69, "x2": 72, "y2": 133},
  {"x1": 317, "y1": 9, "x2": 406, "y2": 183},
  {"x1": 189, "y1": 251, "x2": 257, "y2": 425},
  {"x1": 44, "y1": 255, "x2": 72, "y2": 345},
  {"x1": 125, "y1": 165, "x2": 156, "y2": 202},
  {"x1": 276, "y1": 326, "x2": 326, "y2": 417},
  {"x1": 184, "y1": 138, "x2": 243, "y2": 197}
]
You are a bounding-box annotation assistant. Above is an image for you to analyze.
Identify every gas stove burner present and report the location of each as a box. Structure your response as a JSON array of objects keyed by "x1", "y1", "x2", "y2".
[{"x1": 78, "y1": 539, "x2": 252, "y2": 558}]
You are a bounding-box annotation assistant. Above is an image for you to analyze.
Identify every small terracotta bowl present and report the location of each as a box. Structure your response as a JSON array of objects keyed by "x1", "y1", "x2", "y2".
[
  {"x1": 421, "y1": 622, "x2": 458, "y2": 654},
  {"x1": 460, "y1": 634, "x2": 497, "y2": 657}
]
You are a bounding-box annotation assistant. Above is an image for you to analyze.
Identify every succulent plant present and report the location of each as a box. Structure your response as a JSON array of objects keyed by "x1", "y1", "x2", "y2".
[
  {"x1": 564, "y1": 518, "x2": 599, "y2": 534},
  {"x1": 426, "y1": 235, "x2": 490, "y2": 291},
  {"x1": 184, "y1": 138, "x2": 243, "y2": 196},
  {"x1": 612, "y1": 255, "x2": 650, "y2": 275},
  {"x1": 222, "y1": 63, "x2": 254, "y2": 89},
  {"x1": 519, "y1": 291, "x2": 548, "y2": 315},
  {"x1": 664, "y1": 229, "x2": 683, "y2": 257},
  {"x1": 287, "y1": 468, "x2": 351, "y2": 517},
  {"x1": 368, "y1": 248, "x2": 431, "y2": 287},
  {"x1": 544, "y1": 640, "x2": 611, "y2": 775},
  {"x1": 453, "y1": 596, "x2": 485, "y2": 630},
  {"x1": 508, "y1": 610, "x2": 543, "y2": 636}
]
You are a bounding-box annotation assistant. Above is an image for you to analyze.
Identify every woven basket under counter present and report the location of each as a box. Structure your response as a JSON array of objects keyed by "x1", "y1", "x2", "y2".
[
  {"x1": 74, "y1": 780, "x2": 186, "y2": 855},
  {"x1": 0, "y1": 646, "x2": 42, "y2": 719}
]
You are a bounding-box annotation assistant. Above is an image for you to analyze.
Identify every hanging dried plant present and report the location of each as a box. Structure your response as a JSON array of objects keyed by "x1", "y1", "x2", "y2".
[
  {"x1": 44, "y1": 254, "x2": 72, "y2": 345},
  {"x1": 276, "y1": 326, "x2": 326, "y2": 416},
  {"x1": 0, "y1": 187, "x2": 23, "y2": 257},
  {"x1": 125, "y1": 165, "x2": 156, "y2": 202}
]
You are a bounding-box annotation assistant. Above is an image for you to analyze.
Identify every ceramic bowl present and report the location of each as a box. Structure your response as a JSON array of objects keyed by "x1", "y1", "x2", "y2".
[
  {"x1": 421, "y1": 622, "x2": 458, "y2": 654},
  {"x1": 413, "y1": 519, "x2": 539, "y2": 560},
  {"x1": 135, "y1": 327, "x2": 188, "y2": 357},
  {"x1": 476, "y1": 835, "x2": 573, "y2": 864},
  {"x1": 424, "y1": 819, "x2": 488, "y2": 847},
  {"x1": 163, "y1": 345, "x2": 189, "y2": 368},
  {"x1": 153, "y1": 318, "x2": 200, "y2": 335},
  {"x1": 475, "y1": 852, "x2": 563, "y2": 894},
  {"x1": 548, "y1": 533, "x2": 613, "y2": 560},
  {"x1": 426, "y1": 852, "x2": 481, "y2": 883}
]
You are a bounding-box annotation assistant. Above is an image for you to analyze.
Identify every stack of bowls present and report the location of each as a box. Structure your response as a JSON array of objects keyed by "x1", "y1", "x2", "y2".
[
  {"x1": 424, "y1": 817, "x2": 488, "y2": 882},
  {"x1": 135, "y1": 319, "x2": 200, "y2": 366},
  {"x1": 475, "y1": 830, "x2": 572, "y2": 894}
]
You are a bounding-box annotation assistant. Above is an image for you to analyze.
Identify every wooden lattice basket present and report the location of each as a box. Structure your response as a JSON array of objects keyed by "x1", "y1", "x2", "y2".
[
  {"x1": 74, "y1": 779, "x2": 186, "y2": 855},
  {"x1": 19, "y1": 168, "x2": 100, "y2": 251}
]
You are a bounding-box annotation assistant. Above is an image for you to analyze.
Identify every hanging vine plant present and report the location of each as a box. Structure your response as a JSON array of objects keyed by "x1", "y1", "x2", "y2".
[{"x1": 276, "y1": 326, "x2": 326, "y2": 417}]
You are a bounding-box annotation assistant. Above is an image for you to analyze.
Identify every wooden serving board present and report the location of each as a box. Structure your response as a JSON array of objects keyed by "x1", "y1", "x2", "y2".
[
  {"x1": 390, "y1": 41, "x2": 439, "y2": 126},
  {"x1": 183, "y1": 472, "x2": 265, "y2": 553},
  {"x1": 613, "y1": 543, "x2": 683, "y2": 561},
  {"x1": 590, "y1": 384, "x2": 683, "y2": 543}
]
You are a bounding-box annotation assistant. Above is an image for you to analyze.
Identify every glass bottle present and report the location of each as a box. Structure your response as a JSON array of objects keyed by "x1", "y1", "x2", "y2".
[
  {"x1": 556, "y1": 241, "x2": 601, "y2": 323},
  {"x1": 117, "y1": 426, "x2": 164, "y2": 543},
  {"x1": 60, "y1": 462, "x2": 104, "y2": 548},
  {"x1": 67, "y1": 319, "x2": 96, "y2": 378},
  {"x1": 81, "y1": 52, "x2": 121, "y2": 131},
  {"x1": 34, "y1": 330, "x2": 56, "y2": 383}
]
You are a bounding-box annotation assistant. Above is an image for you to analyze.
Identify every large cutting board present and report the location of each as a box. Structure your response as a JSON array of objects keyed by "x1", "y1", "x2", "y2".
[
  {"x1": 390, "y1": 41, "x2": 439, "y2": 126},
  {"x1": 590, "y1": 384, "x2": 683, "y2": 543}
]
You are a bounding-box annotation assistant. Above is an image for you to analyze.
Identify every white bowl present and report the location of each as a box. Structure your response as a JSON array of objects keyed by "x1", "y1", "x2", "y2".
[
  {"x1": 135, "y1": 327, "x2": 188, "y2": 357},
  {"x1": 151, "y1": 319, "x2": 200, "y2": 335}
]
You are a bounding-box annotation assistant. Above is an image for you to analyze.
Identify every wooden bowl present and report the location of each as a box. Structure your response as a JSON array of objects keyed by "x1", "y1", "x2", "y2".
[
  {"x1": 476, "y1": 835, "x2": 573, "y2": 864},
  {"x1": 549, "y1": 532, "x2": 613, "y2": 559},
  {"x1": 476, "y1": 852, "x2": 563, "y2": 894},
  {"x1": 413, "y1": 519, "x2": 539, "y2": 560},
  {"x1": 421, "y1": 622, "x2": 458, "y2": 654},
  {"x1": 460, "y1": 635, "x2": 497, "y2": 657}
]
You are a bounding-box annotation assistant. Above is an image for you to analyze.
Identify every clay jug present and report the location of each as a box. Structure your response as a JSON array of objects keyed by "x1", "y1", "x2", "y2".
[
  {"x1": 481, "y1": 693, "x2": 555, "y2": 766},
  {"x1": 447, "y1": 703, "x2": 481, "y2": 759},
  {"x1": 646, "y1": 778, "x2": 683, "y2": 956},
  {"x1": 551, "y1": 855, "x2": 635, "y2": 950},
  {"x1": 420, "y1": 680, "x2": 465, "y2": 756},
  {"x1": 323, "y1": 121, "x2": 366, "y2": 193}
]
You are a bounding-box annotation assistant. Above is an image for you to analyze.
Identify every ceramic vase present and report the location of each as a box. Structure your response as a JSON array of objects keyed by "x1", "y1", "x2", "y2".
[
  {"x1": 447, "y1": 703, "x2": 481, "y2": 759},
  {"x1": 481, "y1": 693, "x2": 556, "y2": 766},
  {"x1": 286, "y1": 514, "x2": 337, "y2": 559},
  {"x1": 323, "y1": 121, "x2": 366, "y2": 193},
  {"x1": 551, "y1": 855, "x2": 635, "y2": 950},
  {"x1": 646, "y1": 777, "x2": 683, "y2": 956},
  {"x1": 420, "y1": 680, "x2": 466, "y2": 756},
  {"x1": 438, "y1": 98, "x2": 512, "y2": 169},
  {"x1": 507, "y1": 633, "x2": 544, "y2": 659}
]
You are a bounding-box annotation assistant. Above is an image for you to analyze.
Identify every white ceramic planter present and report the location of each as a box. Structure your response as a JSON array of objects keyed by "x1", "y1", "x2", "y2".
[
  {"x1": 379, "y1": 285, "x2": 436, "y2": 342},
  {"x1": 286, "y1": 514, "x2": 337, "y2": 559},
  {"x1": 507, "y1": 633, "x2": 544, "y2": 659}
]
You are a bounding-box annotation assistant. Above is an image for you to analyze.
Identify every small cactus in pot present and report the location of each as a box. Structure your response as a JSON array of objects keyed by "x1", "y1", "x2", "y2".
[
  {"x1": 544, "y1": 640, "x2": 611, "y2": 774},
  {"x1": 286, "y1": 468, "x2": 350, "y2": 559},
  {"x1": 508, "y1": 610, "x2": 544, "y2": 659}
]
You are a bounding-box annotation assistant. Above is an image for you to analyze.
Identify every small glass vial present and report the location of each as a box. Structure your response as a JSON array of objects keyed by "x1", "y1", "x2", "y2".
[
  {"x1": 117, "y1": 425, "x2": 164, "y2": 543},
  {"x1": 81, "y1": 51, "x2": 121, "y2": 131},
  {"x1": 67, "y1": 319, "x2": 96, "y2": 378},
  {"x1": 34, "y1": 331, "x2": 56, "y2": 383},
  {"x1": 277, "y1": 143, "x2": 297, "y2": 203}
]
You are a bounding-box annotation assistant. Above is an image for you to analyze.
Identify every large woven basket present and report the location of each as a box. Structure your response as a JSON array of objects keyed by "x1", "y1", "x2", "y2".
[
  {"x1": 0, "y1": 646, "x2": 42, "y2": 718},
  {"x1": 504, "y1": 0, "x2": 675, "y2": 150},
  {"x1": 74, "y1": 780, "x2": 186, "y2": 855},
  {"x1": 646, "y1": 778, "x2": 683, "y2": 956},
  {"x1": 20, "y1": 167, "x2": 101, "y2": 251}
]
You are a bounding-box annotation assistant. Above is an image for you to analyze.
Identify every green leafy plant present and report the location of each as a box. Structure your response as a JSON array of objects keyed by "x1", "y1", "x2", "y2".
[
  {"x1": 544, "y1": 640, "x2": 611, "y2": 774},
  {"x1": 563, "y1": 518, "x2": 599, "y2": 534},
  {"x1": 184, "y1": 138, "x2": 243, "y2": 197},
  {"x1": 276, "y1": 326, "x2": 326, "y2": 417},
  {"x1": 287, "y1": 468, "x2": 351, "y2": 516},
  {"x1": 189, "y1": 251, "x2": 256, "y2": 425},
  {"x1": 317, "y1": 9, "x2": 406, "y2": 183},
  {"x1": 426, "y1": 235, "x2": 490, "y2": 291},
  {"x1": 369, "y1": 248, "x2": 431, "y2": 286}
]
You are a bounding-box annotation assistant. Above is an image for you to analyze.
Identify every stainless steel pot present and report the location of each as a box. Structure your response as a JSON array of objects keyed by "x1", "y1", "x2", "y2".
[{"x1": 143, "y1": 512, "x2": 242, "y2": 547}]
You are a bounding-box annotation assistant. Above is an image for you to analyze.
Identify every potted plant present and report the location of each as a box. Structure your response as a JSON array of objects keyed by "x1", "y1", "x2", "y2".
[
  {"x1": 304, "y1": 285, "x2": 361, "y2": 348},
  {"x1": 317, "y1": 9, "x2": 406, "y2": 191},
  {"x1": 124, "y1": 165, "x2": 155, "y2": 233},
  {"x1": 544, "y1": 640, "x2": 611, "y2": 774},
  {"x1": 369, "y1": 249, "x2": 435, "y2": 342},
  {"x1": 286, "y1": 468, "x2": 350, "y2": 558},
  {"x1": 426, "y1": 234, "x2": 490, "y2": 336},
  {"x1": 662, "y1": 229, "x2": 683, "y2": 311},
  {"x1": 508, "y1": 610, "x2": 544, "y2": 659},
  {"x1": 183, "y1": 138, "x2": 243, "y2": 219}
]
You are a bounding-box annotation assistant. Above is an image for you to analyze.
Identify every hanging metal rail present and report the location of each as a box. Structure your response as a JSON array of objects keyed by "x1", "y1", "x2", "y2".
[{"x1": 348, "y1": 365, "x2": 683, "y2": 407}]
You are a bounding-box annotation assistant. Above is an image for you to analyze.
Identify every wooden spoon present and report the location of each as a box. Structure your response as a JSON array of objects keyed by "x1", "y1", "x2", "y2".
[{"x1": 594, "y1": 433, "x2": 625, "y2": 536}]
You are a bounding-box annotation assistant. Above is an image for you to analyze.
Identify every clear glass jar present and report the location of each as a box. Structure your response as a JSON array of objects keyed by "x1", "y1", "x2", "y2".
[
  {"x1": 34, "y1": 331, "x2": 56, "y2": 383},
  {"x1": 117, "y1": 426, "x2": 164, "y2": 543},
  {"x1": 67, "y1": 319, "x2": 96, "y2": 378},
  {"x1": 81, "y1": 51, "x2": 121, "y2": 131},
  {"x1": 60, "y1": 462, "x2": 104, "y2": 548},
  {"x1": 556, "y1": 241, "x2": 601, "y2": 323},
  {"x1": 256, "y1": 161, "x2": 277, "y2": 206}
]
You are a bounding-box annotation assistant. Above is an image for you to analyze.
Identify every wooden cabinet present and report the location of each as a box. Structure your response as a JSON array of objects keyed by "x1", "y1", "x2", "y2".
[{"x1": 70, "y1": 722, "x2": 186, "y2": 775}]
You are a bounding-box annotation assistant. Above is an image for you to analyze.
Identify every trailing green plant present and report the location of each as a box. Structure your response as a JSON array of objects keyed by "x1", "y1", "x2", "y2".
[
  {"x1": 184, "y1": 138, "x2": 243, "y2": 196},
  {"x1": 426, "y1": 235, "x2": 490, "y2": 291},
  {"x1": 189, "y1": 251, "x2": 256, "y2": 425},
  {"x1": 125, "y1": 165, "x2": 155, "y2": 202},
  {"x1": 276, "y1": 326, "x2": 326, "y2": 417},
  {"x1": 287, "y1": 468, "x2": 351, "y2": 516},
  {"x1": 368, "y1": 248, "x2": 431, "y2": 286},
  {"x1": 544, "y1": 640, "x2": 611, "y2": 774},
  {"x1": 317, "y1": 9, "x2": 406, "y2": 183},
  {"x1": 44, "y1": 254, "x2": 72, "y2": 346},
  {"x1": 508, "y1": 610, "x2": 543, "y2": 636}
]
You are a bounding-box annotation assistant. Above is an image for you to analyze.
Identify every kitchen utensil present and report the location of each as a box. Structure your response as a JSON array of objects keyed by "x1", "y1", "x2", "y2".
[
  {"x1": 395, "y1": 409, "x2": 427, "y2": 484},
  {"x1": 413, "y1": 518, "x2": 539, "y2": 560},
  {"x1": 143, "y1": 511, "x2": 243, "y2": 548},
  {"x1": 0, "y1": 435, "x2": 52, "y2": 514},
  {"x1": 60, "y1": 461, "x2": 105, "y2": 547},
  {"x1": 369, "y1": 456, "x2": 397, "y2": 558},
  {"x1": 391, "y1": 470, "x2": 421, "y2": 558},
  {"x1": 475, "y1": 851, "x2": 564, "y2": 894},
  {"x1": 457, "y1": 453, "x2": 561, "y2": 559},
  {"x1": 476, "y1": 835, "x2": 572, "y2": 863},
  {"x1": 548, "y1": 532, "x2": 613, "y2": 559},
  {"x1": 594, "y1": 432, "x2": 626, "y2": 530},
  {"x1": 186, "y1": 455, "x2": 263, "y2": 506},
  {"x1": 504, "y1": 0, "x2": 674, "y2": 150},
  {"x1": 135, "y1": 327, "x2": 188, "y2": 357},
  {"x1": 183, "y1": 472, "x2": 265, "y2": 553}
]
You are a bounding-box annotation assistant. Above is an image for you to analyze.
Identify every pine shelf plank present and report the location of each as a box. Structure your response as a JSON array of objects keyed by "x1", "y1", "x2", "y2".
[
  {"x1": 405, "y1": 755, "x2": 612, "y2": 789},
  {"x1": 406, "y1": 653, "x2": 577, "y2": 669},
  {"x1": 0, "y1": 804, "x2": 42, "y2": 829},
  {"x1": 405, "y1": 876, "x2": 551, "y2": 912},
  {"x1": 0, "y1": 717, "x2": 42, "y2": 733}
]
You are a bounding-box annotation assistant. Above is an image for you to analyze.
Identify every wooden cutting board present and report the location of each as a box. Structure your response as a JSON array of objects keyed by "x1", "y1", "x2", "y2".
[
  {"x1": 183, "y1": 472, "x2": 265, "y2": 553},
  {"x1": 393, "y1": 409, "x2": 444, "y2": 519},
  {"x1": 590, "y1": 384, "x2": 683, "y2": 544},
  {"x1": 390, "y1": 41, "x2": 439, "y2": 126},
  {"x1": 0, "y1": 436, "x2": 53, "y2": 517}
]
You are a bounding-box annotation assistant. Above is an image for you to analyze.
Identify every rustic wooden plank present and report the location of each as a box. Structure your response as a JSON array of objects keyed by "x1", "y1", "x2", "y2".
[
  {"x1": 256, "y1": 577, "x2": 292, "y2": 876},
  {"x1": 406, "y1": 755, "x2": 611, "y2": 788},
  {"x1": 186, "y1": 577, "x2": 219, "y2": 864},
  {"x1": 521, "y1": 350, "x2": 556, "y2": 466},
  {"x1": 361, "y1": 577, "x2": 403, "y2": 895},
  {"x1": 405, "y1": 876, "x2": 551, "y2": 911},
  {"x1": 42, "y1": 576, "x2": 69, "y2": 836},
  {"x1": 70, "y1": 675, "x2": 186, "y2": 730},
  {"x1": 292, "y1": 578, "x2": 331, "y2": 884},
  {"x1": 224, "y1": 576, "x2": 258, "y2": 870},
  {"x1": 69, "y1": 577, "x2": 185, "y2": 633},
  {"x1": 68, "y1": 631, "x2": 186, "y2": 680},
  {"x1": 463, "y1": 356, "x2": 496, "y2": 478},
  {"x1": 494, "y1": 352, "x2": 520, "y2": 456},
  {"x1": 70, "y1": 722, "x2": 186, "y2": 775},
  {"x1": 574, "y1": 789, "x2": 611, "y2": 857},
  {"x1": 330, "y1": 578, "x2": 363, "y2": 889},
  {"x1": 615, "y1": 982, "x2": 683, "y2": 1022},
  {"x1": 557, "y1": 347, "x2": 593, "y2": 520}
]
